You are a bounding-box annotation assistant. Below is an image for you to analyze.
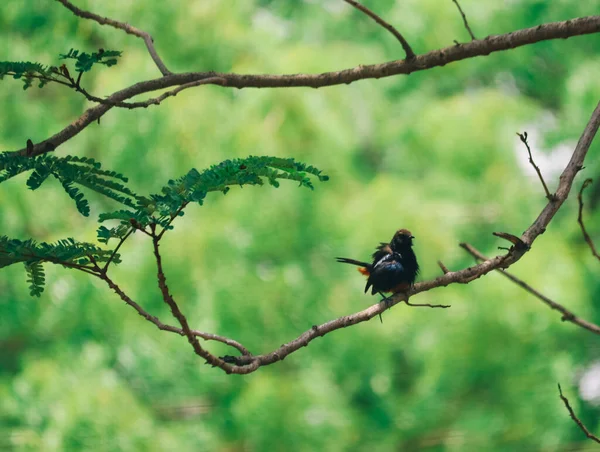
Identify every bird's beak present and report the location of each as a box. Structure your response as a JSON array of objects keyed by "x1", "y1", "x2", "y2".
[{"x1": 410, "y1": 235, "x2": 415, "y2": 239}]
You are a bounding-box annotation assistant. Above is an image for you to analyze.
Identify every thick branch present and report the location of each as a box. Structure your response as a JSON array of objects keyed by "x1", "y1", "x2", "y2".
[
  {"x1": 342, "y1": 0, "x2": 415, "y2": 59},
  {"x1": 558, "y1": 384, "x2": 600, "y2": 443},
  {"x1": 55, "y1": 0, "x2": 171, "y2": 75},
  {"x1": 13, "y1": 15, "x2": 600, "y2": 158},
  {"x1": 577, "y1": 179, "x2": 600, "y2": 261},
  {"x1": 522, "y1": 101, "x2": 600, "y2": 244},
  {"x1": 451, "y1": 0, "x2": 477, "y2": 40},
  {"x1": 460, "y1": 243, "x2": 600, "y2": 335}
]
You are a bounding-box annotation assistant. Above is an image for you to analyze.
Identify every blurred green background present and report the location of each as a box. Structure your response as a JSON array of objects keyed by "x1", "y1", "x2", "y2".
[{"x1": 1, "y1": 0, "x2": 600, "y2": 450}]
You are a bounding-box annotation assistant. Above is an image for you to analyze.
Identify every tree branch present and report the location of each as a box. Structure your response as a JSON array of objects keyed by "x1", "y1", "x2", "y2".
[
  {"x1": 149, "y1": 226, "x2": 242, "y2": 372},
  {"x1": 577, "y1": 178, "x2": 600, "y2": 261},
  {"x1": 451, "y1": 0, "x2": 477, "y2": 40},
  {"x1": 76, "y1": 78, "x2": 228, "y2": 109},
  {"x1": 517, "y1": 132, "x2": 555, "y2": 201},
  {"x1": 522, "y1": 101, "x2": 600, "y2": 245},
  {"x1": 437, "y1": 260, "x2": 450, "y2": 274},
  {"x1": 460, "y1": 242, "x2": 600, "y2": 335},
  {"x1": 29, "y1": 101, "x2": 598, "y2": 375},
  {"x1": 102, "y1": 228, "x2": 133, "y2": 273},
  {"x1": 12, "y1": 15, "x2": 600, "y2": 158},
  {"x1": 558, "y1": 383, "x2": 600, "y2": 444},
  {"x1": 342, "y1": 0, "x2": 415, "y2": 59},
  {"x1": 54, "y1": 0, "x2": 171, "y2": 76},
  {"x1": 98, "y1": 261, "x2": 252, "y2": 357}
]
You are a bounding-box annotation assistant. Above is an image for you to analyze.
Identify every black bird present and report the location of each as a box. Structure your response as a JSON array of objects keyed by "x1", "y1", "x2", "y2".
[{"x1": 336, "y1": 229, "x2": 419, "y2": 303}]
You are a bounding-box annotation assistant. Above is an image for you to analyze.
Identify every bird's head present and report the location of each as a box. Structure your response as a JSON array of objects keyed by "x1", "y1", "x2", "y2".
[{"x1": 391, "y1": 229, "x2": 415, "y2": 249}]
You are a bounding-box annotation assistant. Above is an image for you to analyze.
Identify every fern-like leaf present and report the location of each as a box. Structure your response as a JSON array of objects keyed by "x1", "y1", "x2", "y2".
[
  {"x1": 24, "y1": 261, "x2": 45, "y2": 297},
  {"x1": 99, "y1": 156, "x2": 328, "y2": 231},
  {"x1": 58, "y1": 179, "x2": 90, "y2": 216},
  {"x1": 0, "y1": 152, "x2": 137, "y2": 214},
  {"x1": 0, "y1": 61, "x2": 54, "y2": 90}
]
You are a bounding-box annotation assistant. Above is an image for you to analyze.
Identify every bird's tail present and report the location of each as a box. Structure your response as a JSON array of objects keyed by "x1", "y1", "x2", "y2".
[
  {"x1": 336, "y1": 257, "x2": 371, "y2": 267},
  {"x1": 336, "y1": 257, "x2": 372, "y2": 276}
]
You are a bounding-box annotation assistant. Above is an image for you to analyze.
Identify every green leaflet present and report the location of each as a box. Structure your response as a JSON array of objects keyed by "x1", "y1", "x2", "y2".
[
  {"x1": 59, "y1": 48, "x2": 122, "y2": 73},
  {"x1": 24, "y1": 261, "x2": 45, "y2": 297},
  {"x1": 100, "y1": 155, "x2": 329, "y2": 231},
  {"x1": 0, "y1": 152, "x2": 135, "y2": 216}
]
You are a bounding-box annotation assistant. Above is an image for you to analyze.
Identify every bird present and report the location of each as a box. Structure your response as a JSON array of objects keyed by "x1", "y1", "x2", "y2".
[{"x1": 336, "y1": 229, "x2": 419, "y2": 319}]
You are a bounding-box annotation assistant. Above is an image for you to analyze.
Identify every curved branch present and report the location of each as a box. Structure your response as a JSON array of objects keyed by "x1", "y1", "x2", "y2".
[
  {"x1": 222, "y1": 100, "x2": 600, "y2": 371},
  {"x1": 99, "y1": 271, "x2": 251, "y2": 356},
  {"x1": 78, "y1": 77, "x2": 227, "y2": 109},
  {"x1": 149, "y1": 226, "x2": 237, "y2": 372},
  {"x1": 12, "y1": 15, "x2": 600, "y2": 158},
  {"x1": 55, "y1": 0, "x2": 171, "y2": 76}
]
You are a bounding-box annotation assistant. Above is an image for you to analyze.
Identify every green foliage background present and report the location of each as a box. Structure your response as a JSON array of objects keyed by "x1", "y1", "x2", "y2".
[{"x1": 1, "y1": 1, "x2": 600, "y2": 450}]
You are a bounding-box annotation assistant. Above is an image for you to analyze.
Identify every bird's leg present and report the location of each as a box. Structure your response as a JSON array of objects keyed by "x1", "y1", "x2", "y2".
[{"x1": 378, "y1": 292, "x2": 392, "y2": 323}]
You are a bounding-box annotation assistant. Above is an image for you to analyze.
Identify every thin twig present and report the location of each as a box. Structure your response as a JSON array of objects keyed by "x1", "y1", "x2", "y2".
[
  {"x1": 54, "y1": 0, "x2": 171, "y2": 76},
  {"x1": 451, "y1": 0, "x2": 477, "y2": 40},
  {"x1": 342, "y1": 0, "x2": 415, "y2": 59},
  {"x1": 493, "y1": 231, "x2": 529, "y2": 251},
  {"x1": 157, "y1": 203, "x2": 189, "y2": 241},
  {"x1": 577, "y1": 178, "x2": 600, "y2": 261},
  {"x1": 12, "y1": 16, "x2": 600, "y2": 158},
  {"x1": 102, "y1": 228, "x2": 133, "y2": 273},
  {"x1": 517, "y1": 132, "x2": 556, "y2": 201},
  {"x1": 558, "y1": 383, "x2": 600, "y2": 443},
  {"x1": 78, "y1": 78, "x2": 227, "y2": 109},
  {"x1": 437, "y1": 260, "x2": 450, "y2": 274},
  {"x1": 149, "y1": 226, "x2": 237, "y2": 372},
  {"x1": 460, "y1": 242, "x2": 600, "y2": 335},
  {"x1": 98, "y1": 271, "x2": 251, "y2": 356}
]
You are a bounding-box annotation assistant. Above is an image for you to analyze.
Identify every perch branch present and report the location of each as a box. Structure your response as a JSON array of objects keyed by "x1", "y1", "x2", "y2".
[
  {"x1": 558, "y1": 384, "x2": 600, "y2": 443},
  {"x1": 219, "y1": 100, "x2": 600, "y2": 371},
  {"x1": 12, "y1": 15, "x2": 600, "y2": 158},
  {"x1": 54, "y1": 0, "x2": 171, "y2": 75},
  {"x1": 460, "y1": 243, "x2": 600, "y2": 335},
  {"x1": 577, "y1": 178, "x2": 600, "y2": 261},
  {"x1": 342, "y1": 0, "x2": 415, "y2": 59},
  {"x1": 451, "y1": 0, "x2": 477, "y2": 40}
]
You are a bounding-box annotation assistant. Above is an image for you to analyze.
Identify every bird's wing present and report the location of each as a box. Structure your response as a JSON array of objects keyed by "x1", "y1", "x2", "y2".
[
  {"x1": 372, "y1": 251, "x2": 402, "y2": 269},
  {"x1": 372, "y1": 243, "x2": 393, "y2": 263}
]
